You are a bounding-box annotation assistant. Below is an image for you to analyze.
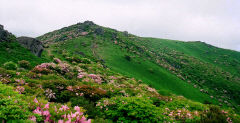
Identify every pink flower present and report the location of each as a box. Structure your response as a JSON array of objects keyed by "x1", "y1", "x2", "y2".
[
  {"x1": 43, "y1": 110, "x2": 50, "y2": 116},
  {"x1": 60, "y1": 105, "x2": 69, "y2": 111},
  {"x1": 29, "y1": 116, "x2": 36, "y2": 122},
  {"x1": 67, "y1": 86, "x2": 73, "y2": 91},
  {"x1": 16, "y1": 86, "x2": 25, "y2": 94},
  {"x1": 34, "y1": 98, "x2": 39, "y2": 103},
  {"x1": 58, "y1": 120, "x2": 64, "y2": 123},
  {"x1": 74, "y1": 106, "x2": 81, "y2": 112},
  {"x1": 33, "y1": 107, "x2": 42, "y2": 115},
  {"x1": 44, "y1": 103, "x2": 50, "y2": 109},
  {"x1": 54, "y1": 58, "x2": 62, "y2": 64}
]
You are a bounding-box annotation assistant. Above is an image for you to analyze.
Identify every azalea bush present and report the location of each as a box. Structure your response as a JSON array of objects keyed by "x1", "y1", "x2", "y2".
[
  {"x1": 29, "y1": 97, "x2": 91, "y2": 123},
  {"x1": 42, "y1": 80, "x2": 72, "y2": 102}
]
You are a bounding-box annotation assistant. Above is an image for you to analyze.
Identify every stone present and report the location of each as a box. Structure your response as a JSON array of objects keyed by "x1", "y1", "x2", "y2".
[
  {"x1": 94, "y1": 27, "x2": 104, "y2": 35},
  {"x1": 112, "y1": 32, "x2": 117, "y2": 40},
  {"x1": 17, "y1": 36, "x2": 44, "y2": 57},
  {"x1": 0, "y1": 24, "x2": 14, "y2": 42},
  {"x1": 123, "y1": 31, "x2": 128, "y2": 36},
  {"x1": 83, "y1": 21, "x2": 95, "y2": 26}
]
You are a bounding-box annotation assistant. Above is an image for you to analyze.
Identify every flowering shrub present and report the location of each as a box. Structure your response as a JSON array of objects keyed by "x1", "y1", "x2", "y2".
[
  {"x1": 18, "y1": 60, "x2": 31, "y2": 69},
  {"x1": 88, "y1": 74, "x2": 103, "y2": 84},
  {"x1": 32, "y1": 63, "x2": 55, "y2": 74},
  {"x1": 97, "y1": 96, "x2": 168, "y2": 122},
  {"x1": 71, "y1": 96, "x2": 101, "y2": 119},
  {"x1": 30, "y1": 98, "x2": 91, "y2": 123},
  {"x1": 53, "y1": 58, "x2": 62, "y2": 64},
  {"x1": 42, "y1": 80, "x2": 71, "y2": 102},
  {"x1": 200, "y1": 106, "x2": 240, "y2": 123},
  {"x1": 15, "y1": 86, "x2": 25, "y2": 94},
  {"x1": 71, "y1": 85, "x2": 108, "y2": 102},
  {"x1": 3, "y1": 61, "x2": 17, "y2": 70}
]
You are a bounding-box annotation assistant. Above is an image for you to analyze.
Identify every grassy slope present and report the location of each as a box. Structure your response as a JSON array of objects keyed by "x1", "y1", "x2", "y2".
[
  {"x1": 50, "y1": 36, "x2": 215, "y2": 104},
  {"x1": 37, "y1": 22, "x2": 240, "y2": 111},
  {"x1": 144, "y1": 37, "x2": 240, "y2": 75},
  {"x1": 0, "y1": 41, "x2": 48, "y2": 67}
]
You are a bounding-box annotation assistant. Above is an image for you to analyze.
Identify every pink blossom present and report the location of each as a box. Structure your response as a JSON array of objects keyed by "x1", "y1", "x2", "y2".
[
  {"x1": 43, "y1": 110, "x2": 50, "y2": 116},
  {"x1": 33, "y1": 107, "x2": 42, "y2": 115},
  {"x1": 58, "y1": 120, "x2": 64, "y2": 123},
  {"x1": 44, "y1": 103, "x2": 50, "y2": 109},
  {"x1": 54, "y1": 58, "x2": 62, "y2": 64},
  {"x1": 74, "y1": 106, "x2": 81, "y2": 112},
  {"x1": 60, "y1": 105, "x2": 69, "y2": 111},
  {"x1": 67, "y1": 86, "x2": 73, "y2": 91},
  {"x1": 15, "y1": 86, "x2": 25, "y2": 94},
  {"x1": 29, "y1": 116, "x2": 36, "y2": 122},
  {"x1": 34, "y1": 98, "x2": 39, "y2": 103}
]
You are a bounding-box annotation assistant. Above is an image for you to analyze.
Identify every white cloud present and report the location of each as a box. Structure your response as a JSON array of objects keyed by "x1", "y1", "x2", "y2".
[{"x1": 0, "y1": 0, "x2": 239, "y2": 51}]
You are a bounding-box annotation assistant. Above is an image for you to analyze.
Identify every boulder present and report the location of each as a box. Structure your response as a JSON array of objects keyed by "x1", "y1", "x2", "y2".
[
  {"x1": 0, "y1": 24, "x2": 14, "y2": 42},
  {"x1": 94, "y1": 27, "x2": 104, "y2": 35},
  {"x1": 17, "y1": 36, "x2": 44, "y2": 57},
  {"x1": 83, "y1": 21, "x2": 95, "y2": 26}
]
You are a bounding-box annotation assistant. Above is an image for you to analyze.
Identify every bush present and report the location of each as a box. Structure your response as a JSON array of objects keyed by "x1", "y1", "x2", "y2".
[
  {"x1": 0, "y1": 82, "x2": 32, "y2": 121},
  {"x1": 71, "y1": 96, "x2": 101, "y2": 119},
  {"x1": 200, "y1": 106, "x2": 227, "y2": 123},
  {"x1": 42, "y1": 80, "x2": 71, "y2": 102},
  {"x1": 97, "y1": 96, "x2": 167, "y2": 122},
  {"x1": 3, "y1": 61, "x2": 17, "y2": 70},
  {"x1": 18, "y1": 60, "x2": 31, "y2": 69},
  {"x1": 73, "y1": 85, "x2": 108, "y2": 102}
]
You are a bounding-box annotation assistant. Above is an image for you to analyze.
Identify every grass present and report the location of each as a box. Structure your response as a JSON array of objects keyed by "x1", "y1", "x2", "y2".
[
  {"x1": 37, "y1": 22, "x2": 240, "y2": 112},
  {"x1": 0, "y1": 41, "x2": 48, "y2": 67}
]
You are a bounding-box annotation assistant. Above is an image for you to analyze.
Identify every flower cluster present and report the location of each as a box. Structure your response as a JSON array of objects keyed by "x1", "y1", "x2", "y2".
[
  {"x1": 31, "y1": 98, "x2": 91, "y2": 123},
  {"x1": 15, "y1": 86, "x2": 25, "y2": 94},
  {"x1": 54, "y1": 58, "x2": 62, "y2": 64},
  {"x1": 15, "y1": 79, "x2": 25, "y2": 85},
  {"x1": 32, "y1": 63, "x2": 55, "y2": 74},
  {"x1": 77, "y1": 72, "x2": 87, "y2": 79},
  {"x1": 45, "y1": 88, "x2": 56, "y2": 99},
  {"x1": 164, "y1": 108, "x2": 198, "y2": 121},
  {"x1": 88, "y1": 74, "x2": 102, "y2": 84}
]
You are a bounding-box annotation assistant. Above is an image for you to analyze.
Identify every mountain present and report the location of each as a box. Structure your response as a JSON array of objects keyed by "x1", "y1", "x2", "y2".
[
  {"x1": 38, "y1": 21, "x2": 240, "y2": 110},
  {"x1": 0, "y1": 22, "x2": 240, "y2": 122}
]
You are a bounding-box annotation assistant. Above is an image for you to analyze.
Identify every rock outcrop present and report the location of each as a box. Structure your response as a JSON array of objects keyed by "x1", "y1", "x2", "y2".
[
  {"x1": 17, "y1": 37, "x2": 44, "y2": 57},
  {"x1": 0, "y1": 24, "x2": 15, "y2": 42}
]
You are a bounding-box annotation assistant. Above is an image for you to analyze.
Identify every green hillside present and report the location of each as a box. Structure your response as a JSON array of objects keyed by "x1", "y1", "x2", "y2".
[
  {"x1": 37, "y1": 21, "x2": 240, "y2": 112},
  {"x1": 1, "y1": 21, "x2": 240, "y2": 122}
]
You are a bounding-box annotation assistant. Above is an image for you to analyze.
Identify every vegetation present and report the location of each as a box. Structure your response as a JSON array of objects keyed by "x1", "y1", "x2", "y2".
[{"x1": 0, "y1": 21, "x2": 239, "y2": 122}]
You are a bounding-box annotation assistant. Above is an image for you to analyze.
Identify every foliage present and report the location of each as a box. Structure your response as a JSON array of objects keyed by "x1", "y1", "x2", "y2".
[
  {"x1": 0, "y1": 82, "x2": 31, "y2": 121},
  {"x1": 3, "y1": 61, "x2": 17, "y2": 70},
  {"x1": 18, "y1": 60, "x2": 31, "y2": 69},
  {"x1": 97, "y1": 96, "x2": 168, "y2": 123}
]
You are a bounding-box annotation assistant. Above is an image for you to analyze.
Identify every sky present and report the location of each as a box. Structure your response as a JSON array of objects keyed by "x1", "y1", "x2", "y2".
[{"x1": 0, "y1": 0, "x2": 240, "y2": 51}]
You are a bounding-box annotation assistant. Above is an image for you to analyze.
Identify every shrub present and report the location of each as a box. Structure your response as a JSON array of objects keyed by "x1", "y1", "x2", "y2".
[
  {"x1": 0, "y1": 82, "x2": 32, "y2": 121},
  {"x1": 97, "y1": 96, "x2": 167, "y2": 122},
  {"x1": 71, "y1": 96, "x2": 101, "y2": 119},
  {"x1": 3, "y1": 61, "x2": 17, "y2": 70},
  {"x1": 42, "y1": 80, "x2": 71, "y2": 102},
  {"x1": 200, "y1": 106, "x2": 227, "y2": 123},
  {"x1": 73, "y1": 85, "x2": 108, "y2": 102},
  {"x1": 18, "y1": 60, "x2": 31, "y2": 69}
]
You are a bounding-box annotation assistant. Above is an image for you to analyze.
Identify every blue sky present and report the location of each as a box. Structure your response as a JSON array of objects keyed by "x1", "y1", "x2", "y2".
[{"x1": 0, "y1": 0, "x2": 239, "y2": 51}]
